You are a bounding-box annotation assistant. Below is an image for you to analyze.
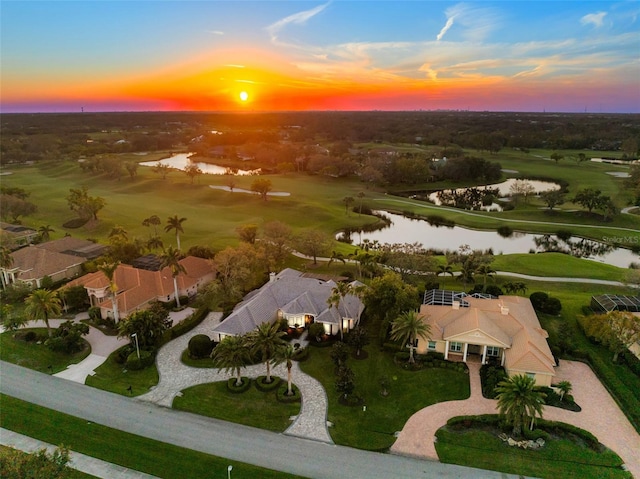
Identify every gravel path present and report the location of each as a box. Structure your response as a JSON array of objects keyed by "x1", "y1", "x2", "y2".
[
  {"x1": 391, "y1": 360, "x2": 640, "y2": 477},
  {"x1": 137, "y1": 312, "x2": 333, "y2": 443}
]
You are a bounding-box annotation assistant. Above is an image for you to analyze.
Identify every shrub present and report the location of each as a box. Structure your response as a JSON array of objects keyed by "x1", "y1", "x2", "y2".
[
  {"x1": 88, "y1": 306, "x2": 101, "y2": 320},
  {"x1": 276, "y1": 384, "x2": 301, "y2": 403},
  {"x1": 188, "y1": 334, "x2": 213, "y2": 358},
  {"x1": 46, "y1": 320, "x2": 89, "y2": 354},
  {"x1": 292, "y1": 347, "x2": 309, "y2": 362},
  {"x1": 529, "y1": 292, "x2": 549, "y2": 311},
  {"x1": 480, "y1": 364, "x2": 507, "y2": 398},
  {"x1": 126, "y1": 350, "x2": 154, "y2": 370},
  {"x1": 227, "y1": 377, "x2": 251, "y2": 393},
  {"x1": 529, "y1": 291, "x2": 562, "y2": 315},
  {"x1": 307, "y1": 323, "x2": 325, "y2": 341},
  {"x1": 254, "y1": 376, "x2": 282, "y2": 392}
]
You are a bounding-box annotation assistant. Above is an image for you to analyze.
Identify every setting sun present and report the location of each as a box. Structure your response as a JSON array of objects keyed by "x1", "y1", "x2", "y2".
[{"x1": 239, "y1": 91, "x2": 249, "y2": 102}]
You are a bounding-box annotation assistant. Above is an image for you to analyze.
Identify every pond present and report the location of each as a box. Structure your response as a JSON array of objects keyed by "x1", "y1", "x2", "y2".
[
  {"x1": 340, "y1": 211, "x2": 638, "y2": 268},
  {"x1": 140, "y1": 152, "x2": 261, "y2": 175},
  {"x1": 427, "y1": 179, "x2": 560, "y2": 211}
]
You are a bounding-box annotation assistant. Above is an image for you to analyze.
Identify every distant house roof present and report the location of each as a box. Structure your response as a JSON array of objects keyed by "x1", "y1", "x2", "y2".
[
  {"x1": 0, "y1": 222, "x2": 38, "y2": 246},
  {"x1": 4, "y1": 237, "x2": 106, "y2": 283},
  {"x1": 212, "y1": 268, "x2": 365, "y2": 337},
  {"x1": 591, "y1": 294, "x2": 640, "y2": 313},
  {"x1": 420, "y1": 292, "x2": 555, "y2": 376}
]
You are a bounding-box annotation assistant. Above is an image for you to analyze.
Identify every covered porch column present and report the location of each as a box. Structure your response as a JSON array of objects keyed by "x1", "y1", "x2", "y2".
[
  {"x1": 501, "y1": 349, "x2": 506, "y2": 366},
  {"x1": 481, "y1": 345, "x2": 488, "y2": 365},
  {"x1": 444, "y1": 340, "x2": 450, "y2": 360},
  {"x1": 463, "y1": 342, "x2": 469, "y2": 362}
]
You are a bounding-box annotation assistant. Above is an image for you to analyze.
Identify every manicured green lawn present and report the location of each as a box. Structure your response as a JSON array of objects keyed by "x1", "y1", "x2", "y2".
[
  {"x1": 84, "y1": 349, "x2": 158, "y2": 397},
  {"x1": 173, "y1": 381, "x2": 300, "y2": 432},
  {"x1": 435, "y1": 425, "x2": 630, "y2": 479},
  {"x1": 299, "y1": 342, "x2": 470, "y2": 450},
  {"x1": 491, "y1": 253, "x2": 628, "y2": 281},
  {"x1": 0, "y1": 445, "x2": 98, "y2": 479},
  {"x1": 0, "y1": 395, "x2": 306, "y2": 479},
  {"x1": 0, "y1": 329, "x2": 90, "y2": 374}
]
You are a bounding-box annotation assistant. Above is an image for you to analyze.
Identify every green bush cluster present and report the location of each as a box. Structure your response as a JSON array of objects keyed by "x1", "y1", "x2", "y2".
[
  {"x1": 46, "y1": 320, "x2": 89, "y2": 354},
  {"x1": 254, "y1": 376, "x2": 282, "y2": 392},
  {"x1": 529, "y1": 292, "x2": 562, "y2": 315},
  {"x1": 126, "y1": 350, "x2": 154, "y2": 370},
  {"x1": 538, "y1": 386, "x2": 581, "y2": 412},
  {"x1": 480, "y1": 364, "x2": 507, "y2": 399},
  {"x1": 188, "y1": 334, "x2": 214, "y2": 358},
  {"x1": 393, "y1": 352, "x2": 467, "y2": 372},
  {"x1": 226, "y1": 377, "x2": 251, "y2": 393},
  {"x1": 292, "y1": 347, "x2": 309, "y2": 362},
  {"x1": 276, "y1": 384, "x2": 301, "y2": 403}
]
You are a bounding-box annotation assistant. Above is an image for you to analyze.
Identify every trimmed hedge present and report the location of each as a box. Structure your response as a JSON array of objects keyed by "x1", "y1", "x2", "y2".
[
  {"x1": 226, "y1": 377, "x2": 251, "y2": 393},
  {"x1": 188, "y1": 334, "x2": 213, "y2": 358},
  {"x1": 126, "y1": 350, "x2": 154, "y2": 370},
  {"x1": 276, "y1": 384, "x2": 301, "y2": 403},
  {"x1": 254, "y1": 376, "x2": 282, "y2": 392}
]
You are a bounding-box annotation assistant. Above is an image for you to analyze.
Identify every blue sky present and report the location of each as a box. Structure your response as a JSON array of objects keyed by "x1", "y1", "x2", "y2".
[{"x1": 1, "y1": 1, "x2": 639, "y2": 112}]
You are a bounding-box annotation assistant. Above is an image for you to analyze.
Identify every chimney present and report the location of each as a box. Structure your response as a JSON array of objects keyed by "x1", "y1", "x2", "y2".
[
  {"x1": 269, "y1": 272, "x2": 276, "y2": 282},
  {"x1": 501, "y1": 306, "x2": 509, "y2": 315},
  {"x1": 452, "y1": 300, "x2": 460, "y2": 310}
]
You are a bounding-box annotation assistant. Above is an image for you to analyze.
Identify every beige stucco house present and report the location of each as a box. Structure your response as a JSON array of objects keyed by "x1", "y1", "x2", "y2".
[{"x1": 417, "y1": 290, "x2": 556, "y2": 386}]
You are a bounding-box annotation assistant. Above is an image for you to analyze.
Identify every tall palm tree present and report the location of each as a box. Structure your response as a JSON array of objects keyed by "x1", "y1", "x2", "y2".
[
  {"x1": 390, "y1": 310, "x2": 431, "y2": 364},
  {"x1": 275, "y1": 344, "x2": 297, "y2": 396},
  {"x1": 37, "y1": 225, "x2": 54, "y2": 242},
  {"x1": 496, "y1": 374, "x2": 546, "y2": 436},
  {"x1": 212, "y1": 335, "x2": 251, "y2": 386},
  {"x1": 436, "y1": 263, "x2": 454, "y2": 278},
  {"x1": 97, "y1": 261, "x2": 120, "y2": 323},
  {"x1": 343, "y1": 196, "x2": 354, "y2": 215},
  {"x1": 165, "y1": 215, "x2": 187, "y2": 250},
  {"x1": 160, "y1": 246, "x2": 186, "y2": 308},
  {"x1": 0, "y1": 246, "x2": 13, "y2": 289},
  {"x1": 328, "y1": 282, "x2": 355, "y2": 340},
  {"x1": 246, "y1": 321, "x2": 286, "y2": 383},
  {"x1": 25, "y1": 289, "x2": 62, "y2": 338},
  {"x1": 556, "y1": 380, "x2": 572, "y2": 402},
  {"x1": 357, "y1": 191, "x2": 366, "y2": 215},
  {"x1": 146, "y1": 235, "x2": 163, "y2": 251},
  {"x1": 475, "y1": 264, "x2": 496, "y2": 291}
]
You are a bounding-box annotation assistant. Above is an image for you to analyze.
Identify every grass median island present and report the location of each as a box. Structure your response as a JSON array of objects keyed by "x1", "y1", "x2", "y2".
[
  {"x1": 84, "y1": 347, "x2": 158, "y2": 397},
  {"x1": 0, "y1": 394, "x2": 306, "y2": 479},
  {"x1": 173, "y1": 381, "x2": 300, "y2": 432},
  {"x1": 299, "y1": 343, "x2": 470, "y2": 451},
  {"x1": 0, "y1": 329, "x2": 90, "y2": 374},
  {"x1": 434, "y1": 419, "x2": 630, "y2": 479}
]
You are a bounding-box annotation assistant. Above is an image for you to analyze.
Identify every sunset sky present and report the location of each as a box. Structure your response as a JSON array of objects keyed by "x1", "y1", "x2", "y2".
[{"x1": 1, "y1": 1, "x2": 639, "y2": 113}]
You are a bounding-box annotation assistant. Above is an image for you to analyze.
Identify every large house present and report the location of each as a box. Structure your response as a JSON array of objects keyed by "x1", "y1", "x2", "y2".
[
  {"x1": 211, "y1": 268, "x2": 365, "y2": 341},
  {"x1": 417, "y1": 290, "x2": 556, "y2": 386},
  {"x1": 0, "y1": 222, "x2": 39, "y2": 248},
  {"x1": 66, "y1": 256, "x2": 215, "y2": 321},
  {"x1": 0, "y1": 237, "x2": 108, "y2": 288}
]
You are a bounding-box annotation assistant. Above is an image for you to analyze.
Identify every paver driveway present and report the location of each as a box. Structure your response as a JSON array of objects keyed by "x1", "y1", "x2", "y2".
[{"x1": 391, "y1": 360, "x2": 640, "y2": 478}]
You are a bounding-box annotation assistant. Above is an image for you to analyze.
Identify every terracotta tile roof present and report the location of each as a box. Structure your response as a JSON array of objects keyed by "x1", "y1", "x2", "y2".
[{"x1": 420, "y1": 295, "x2": 555, "y2": 377}]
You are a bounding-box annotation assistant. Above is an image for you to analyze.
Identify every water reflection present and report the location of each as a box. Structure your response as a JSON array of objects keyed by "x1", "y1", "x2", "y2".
[
  {"x1": 140, "y1": 152, "x2": 260, "y2": 176},
  {"x1": 342, "y1": 211, "x2": 637, "y2": 268}
]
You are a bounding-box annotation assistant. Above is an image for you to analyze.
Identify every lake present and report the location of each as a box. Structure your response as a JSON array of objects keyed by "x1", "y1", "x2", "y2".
[
  {"x1": 140, "y1": 152, "x2": 260, "y2": 175},
  {"x1": 342, "y1": 211, "x2": 638, "y2": 268}
]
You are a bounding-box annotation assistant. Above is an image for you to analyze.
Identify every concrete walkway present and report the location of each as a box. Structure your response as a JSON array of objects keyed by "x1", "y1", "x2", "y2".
[
  {"x1": 137, "y1": 312, "x2": 333, "y2": 443},
  {"x1": 391, "y1": 360, "x2": 640, "y2": 478},
  {"x1": 0, "y1": 428, "x2": 160, "y2": 479}
]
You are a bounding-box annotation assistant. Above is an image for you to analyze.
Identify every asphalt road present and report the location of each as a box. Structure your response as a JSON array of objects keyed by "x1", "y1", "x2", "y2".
[{"x1": 0, "y1": 361, "x2": 527, "y2": 479}]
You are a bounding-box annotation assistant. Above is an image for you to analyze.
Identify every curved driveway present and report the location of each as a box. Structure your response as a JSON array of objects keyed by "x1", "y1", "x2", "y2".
[{"x1": 392, "y1": 361, "x2": 640, "y2": 478}]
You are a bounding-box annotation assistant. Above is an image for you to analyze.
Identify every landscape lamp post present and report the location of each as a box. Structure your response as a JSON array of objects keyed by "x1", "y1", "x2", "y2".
[
  {"x1": 227, "y1": 465, "x2": 233, "y2": 479},
  {"x1": 131, "y1": 333, "x2": 140, "y2": 359}
]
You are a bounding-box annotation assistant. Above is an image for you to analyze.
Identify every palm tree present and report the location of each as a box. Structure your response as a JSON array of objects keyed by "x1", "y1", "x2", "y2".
[
  {"x1": 328, "y1": 282, "x2": 356, "y2": 340},
  {"x1": 556, "y1": 380, "x2": 572, "y2": 402},
  {"x1": 37, "y1": 225, "x2": 54, "y2": 242},
  {"x1": 343, "y1": 196, "x2": 354, "y2": 215},
  {"x1": 142, "y1": 215, "x2": 161, "y2": 237},
  {"x1": 276, "y1": 344, "x2": 297, "y2": 396},
  {"x1": 0, "y1": 246, "x2": 13, "y2": 289},
  {"x1": 146, "y1": 235, "x2": 163, "y2": 251},
  {"x1": 436, "y1": 263, "x2": 454, "y2": 278},
  {"x1": 25, "y1": 289, "x2": 62, "y2": 338},
  {"x1": 357, "y1": 191, "x2": 366, "y2": 215},
  {"x1": 475, "y1": 264, "x2": 496, "y2": 291},
  {"x1": 97, "y1": 261, "x2": 120, "y2": 323},
  {"x1": 165, "y1": 215, "x2": 187, "y2": 250},
  {"x1": 160, "y1": 246, "x2": 186, "y2": 308},
  {"x1": 496, "y1": 374, "x2": 546, "y2": 436},
  {"x1": 390, "y1": 310, "x2": 431, "y2": 364},
  {"x1": 246, "y1": 321, "x2": 286, "y2": 383},
  {"x1": 212, "y1": 335, "x2": 251, "y2": 386}
]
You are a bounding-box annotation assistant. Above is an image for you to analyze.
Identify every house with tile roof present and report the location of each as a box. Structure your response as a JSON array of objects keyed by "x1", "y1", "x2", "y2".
[
  {"x1": 0, "y1": 237, "x2": 108, "y2": 288},
  {"x1": 66, "y1": 256, "x2": 215, "y2": 321},
  {"x1": 211, "y1": 268, "x2": 365, "y2": 341},
  {"x1": 418, "y1": 290, "x2": 556, "y2": 386},
  {"x1": 0, "y1": 222, "x2": 39, "y2": 248}
]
